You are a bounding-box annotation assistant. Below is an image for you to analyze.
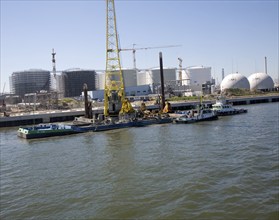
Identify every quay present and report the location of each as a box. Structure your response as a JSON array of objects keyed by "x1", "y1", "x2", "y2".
[{"x1": 1, "y1": 95, "x2": 278, "y2": 128}]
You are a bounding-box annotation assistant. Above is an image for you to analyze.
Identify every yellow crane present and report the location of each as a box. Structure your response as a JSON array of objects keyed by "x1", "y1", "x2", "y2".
[
  {"x1": 120, "y1": 44, "x2": 181, "y2": 70},
  {"x1": 104, "y1": 0, "x2": 134, "y2": 117}
]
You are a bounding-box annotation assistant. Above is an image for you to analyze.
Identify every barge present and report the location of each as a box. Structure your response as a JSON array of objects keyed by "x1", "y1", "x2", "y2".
[{"x1": 17, "y1": 124, "x2": 83, "y2": 139}]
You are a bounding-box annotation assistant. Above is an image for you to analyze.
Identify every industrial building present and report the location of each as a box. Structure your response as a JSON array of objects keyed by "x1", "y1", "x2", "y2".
[
  {"x1": 248, "y1": 73, "x2": 274, "y2": 91},
  {"x1": 10, "y1": 69, "x2": 50, "y2": 98},
  {"x1": 220, "y1": 73, "x2": 250, "y2": 92},
  {"x1": 62, "y1": 69, "x2": 96, "y2": 97}
]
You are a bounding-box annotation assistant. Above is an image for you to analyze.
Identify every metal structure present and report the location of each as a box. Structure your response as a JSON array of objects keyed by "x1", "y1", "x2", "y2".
[
  {"x1": 120, "y1": 44, "x2": 181, "y2": 70},
  {"x1": 104, "y1": 0, "x2": 125, "y2": 117},
  {"x1": 52, "y1": 48, "x2": 56, "y2": 78}
]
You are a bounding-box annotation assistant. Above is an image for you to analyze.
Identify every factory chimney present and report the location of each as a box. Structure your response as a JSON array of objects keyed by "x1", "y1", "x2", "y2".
[{"x1": 265, "y1": 56, "x2": 267, "y2": 75}]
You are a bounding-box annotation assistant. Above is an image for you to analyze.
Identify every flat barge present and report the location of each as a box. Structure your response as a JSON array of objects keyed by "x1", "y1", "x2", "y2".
[{"x1": 17, "y1": 124, "x2": 83, "y2": 139}]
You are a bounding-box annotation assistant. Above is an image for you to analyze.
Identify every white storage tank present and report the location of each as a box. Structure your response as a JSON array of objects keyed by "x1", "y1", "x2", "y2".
[
  {"x1": 139, "y1": 68, "x2": 176, "y2": 92},
  {"x1": 186, "y1": 66, "x2": 212, "y2": 85},
  {"x1": 220, "y1": 73, "x2": 250, "y2": 91},
  {"x1": 248, "y1": 72, "x2": 274, "y2": 91},
  {"x1": 122, "y1": 69, "x2": 137, "y2": 87}
]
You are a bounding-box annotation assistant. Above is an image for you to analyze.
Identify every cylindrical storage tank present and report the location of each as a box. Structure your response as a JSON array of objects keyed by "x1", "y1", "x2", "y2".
[
  {"x1": 10, "y1": 69, "x2": 50, "y2": 98},
  {"x1": 220, "y1": 73, "x2": 250, "y2": 91},
  {"x1": 186, "y1": 66, "x2": 212, "y2": 85},
  {"x1": 248, "y1": 72, "x2": 274, "y2": 91},
  {"x1": 62, "y1": 69, "x2": 96, "y2": 97},
  {"x1": 122, "y1": 69, "x2": 137, "y2": 87}
]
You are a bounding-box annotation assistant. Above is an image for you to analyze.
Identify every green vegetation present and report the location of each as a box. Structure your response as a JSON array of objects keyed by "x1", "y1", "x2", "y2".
[
  {"x1": 166, "y1": 96, "x2": 201, "y2": 102},
  {"x1": 222, "y1": 88, "x2": 279, "y2": 97}
]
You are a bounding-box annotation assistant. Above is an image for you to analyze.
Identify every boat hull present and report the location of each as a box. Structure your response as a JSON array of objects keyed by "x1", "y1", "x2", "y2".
[
  {"x1": 214, "y1": 109, "x2": 248, "y2": 116},
  {"x1": 135, "y1": 117, "x2": 172, "y2": 127},
  {"x1": 17, "y1": 130, "x2": 80, "y2": 139},
  {"x1": 174, "y1": 115, "x2": 218, "y2": 124}
]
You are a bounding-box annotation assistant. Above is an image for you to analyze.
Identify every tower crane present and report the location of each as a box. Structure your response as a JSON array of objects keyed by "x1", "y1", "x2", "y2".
[
  {"x1": 120, "y1": 44, "x2": 181, "y2": 70},
  {"x1": 104, "y1": 0, "x2": 134, "y2": 117}
]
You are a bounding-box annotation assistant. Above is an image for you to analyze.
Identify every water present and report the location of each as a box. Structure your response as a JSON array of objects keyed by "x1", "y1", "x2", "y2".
[{"x1": 1, "y1": 103, "x2": 278, "y2": 219}]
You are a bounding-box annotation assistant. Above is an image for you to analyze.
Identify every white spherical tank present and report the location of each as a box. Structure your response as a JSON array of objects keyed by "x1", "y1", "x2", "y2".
[
  {"x1": 220, "y1": 73, "x2": 250, "y2": 91},
  {"x1": 248, "y1": 72, "x2": 274, "y2": 90}
]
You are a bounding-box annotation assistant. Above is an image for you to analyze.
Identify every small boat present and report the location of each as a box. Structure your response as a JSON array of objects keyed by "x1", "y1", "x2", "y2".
[
  {"x1": 212, "y1": 96, "x2": 248, "y2": 116},
  {"x1": 17, "y1": 124, "x2": 83, "y2": 139},
  {"x1": 173, "y1": 107, "x2": 218, "y2": 124}
]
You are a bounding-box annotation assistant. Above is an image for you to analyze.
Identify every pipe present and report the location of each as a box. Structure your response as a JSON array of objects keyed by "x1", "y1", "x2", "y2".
[{"x1": 83, "y1": 83, "x2": 89, "y2": 118}]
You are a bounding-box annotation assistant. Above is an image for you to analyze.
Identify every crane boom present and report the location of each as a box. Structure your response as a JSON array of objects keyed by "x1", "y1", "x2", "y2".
[
  {"x1": 104, "y1": 0, "x2": 125, "y2": 117},
  {"x1": 120, "y1": 44, "x2": 182, "y2": 70}
]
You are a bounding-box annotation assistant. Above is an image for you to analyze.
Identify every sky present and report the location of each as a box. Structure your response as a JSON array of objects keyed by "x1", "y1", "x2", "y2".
[{"x1": 1, "y1": 0, "x2": 278, "y2": 92}]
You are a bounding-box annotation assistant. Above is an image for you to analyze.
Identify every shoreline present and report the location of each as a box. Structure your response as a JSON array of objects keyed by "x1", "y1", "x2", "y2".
[{"x1": 1, "y1": 94, "x2": 278, "y2": 128}]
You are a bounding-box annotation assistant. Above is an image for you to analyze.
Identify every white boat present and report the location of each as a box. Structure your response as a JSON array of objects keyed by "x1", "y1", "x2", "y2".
[
  {"x1": 173, "y1": 106, "x2": 218, "y2": 124},
  {"x1": 212, "y1": 97, "x2": 247, "y2": 116}
]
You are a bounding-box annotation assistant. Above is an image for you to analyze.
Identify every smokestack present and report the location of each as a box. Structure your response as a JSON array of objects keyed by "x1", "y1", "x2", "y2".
[
  {"x1": 265, "y1": 56, "x2": 267, "y2": 74},
  {"x1": 222, "y1": 68, "x2": 225, "y2": 80}
]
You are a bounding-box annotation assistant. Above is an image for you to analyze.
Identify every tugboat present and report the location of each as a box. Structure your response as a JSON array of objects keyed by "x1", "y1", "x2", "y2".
[
  {"x1": 173, "y1": 105, "x2": 218, "y2": 124},
  {"x1": 212, "y1": 96, "x2": 247, "y2": 116}
]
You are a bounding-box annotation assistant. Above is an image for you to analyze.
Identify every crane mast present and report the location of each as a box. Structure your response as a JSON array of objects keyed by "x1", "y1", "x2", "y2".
[{"x1": 104, "y1": 0, "x2": 125, "y2": 117}]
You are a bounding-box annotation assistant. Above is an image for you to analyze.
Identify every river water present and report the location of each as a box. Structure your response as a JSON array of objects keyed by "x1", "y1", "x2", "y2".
[{"x1": 0, "y1": 103, "x2": 278, "y2": 219}]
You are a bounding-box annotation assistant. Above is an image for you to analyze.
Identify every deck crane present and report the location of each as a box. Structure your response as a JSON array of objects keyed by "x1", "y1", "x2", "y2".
[
  {"x1": 104, "y1": 0, "x2": 134, "y2": 117},
  {"x1": 120, "y1": 44, "x2": 181, "y2": 70}
]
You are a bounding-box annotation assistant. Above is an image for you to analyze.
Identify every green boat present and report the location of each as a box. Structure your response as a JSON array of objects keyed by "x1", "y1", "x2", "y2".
[{"x1": 17, "y1": 124, "x2": 83, "y2": 139}]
